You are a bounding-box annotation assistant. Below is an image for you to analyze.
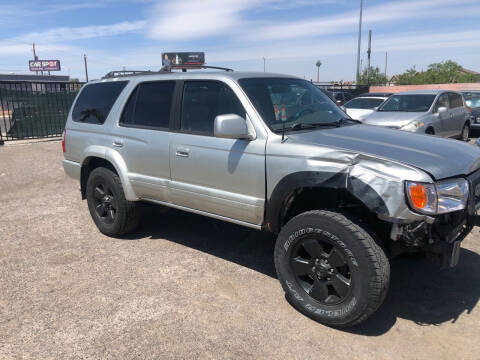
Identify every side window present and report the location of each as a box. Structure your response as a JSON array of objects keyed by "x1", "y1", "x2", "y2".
[
  {"x1": 448, "y1": 93, "x2": 463, "y2": 109},
  {"x1": 434, "y1": 94, "x2": 449, "y2": 112},
  {"x1": 120, "y1": 81, "x2": 175, "y2": 129},
  {"x1": 72, "y1": 81, "x2": 127, "y2": 124},
  {"x1": 181, "y1": 81, "x2": 245, "y2": 135}
]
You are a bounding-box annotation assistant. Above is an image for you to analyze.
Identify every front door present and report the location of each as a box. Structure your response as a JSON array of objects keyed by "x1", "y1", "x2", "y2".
[
  {"x1": 448, "y1": 92, "x2": 467, "y2": 137},
  {"x1": 433, "y1": 93, "x2": 452, "y2": 137},
  {"x1": 169, "y1": 80, "x2": 266, "y2": 225}
]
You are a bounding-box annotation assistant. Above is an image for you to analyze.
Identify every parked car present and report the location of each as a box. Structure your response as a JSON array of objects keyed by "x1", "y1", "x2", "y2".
[
  {"x1": 342, "y1": 94, "x2": 390, "y2": 121},
  {"x1": 331, "y1": 91, "x2": 353, "y2": 106},
  {"x1": 461, "y1": 91, "x2": 480, "y2": 130},
  {"x1": 63, "y1": 68, "x2": 480, "y2": 328},
  {"x1": 363, "y1": 90, "x2": 470, "y2": 140}
]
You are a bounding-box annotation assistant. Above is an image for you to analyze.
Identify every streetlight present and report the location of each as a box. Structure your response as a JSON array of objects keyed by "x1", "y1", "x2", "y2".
[
  {"x1": 355, "y1": 0, "x2": 363, "y2": 84},
  {"x1": 316, "y1": 60, "x2": 322, "y2": 82}
]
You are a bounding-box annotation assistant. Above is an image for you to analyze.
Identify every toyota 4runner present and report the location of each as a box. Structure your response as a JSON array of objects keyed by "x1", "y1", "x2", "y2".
[{"x1": 62, "y1": 66, "x2": 480, "y2": 327}]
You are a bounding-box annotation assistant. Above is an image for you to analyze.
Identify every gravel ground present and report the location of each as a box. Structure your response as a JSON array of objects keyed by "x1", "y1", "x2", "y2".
[{"x1": 1, "y1": 140, "x2": 480, "y2": 359}]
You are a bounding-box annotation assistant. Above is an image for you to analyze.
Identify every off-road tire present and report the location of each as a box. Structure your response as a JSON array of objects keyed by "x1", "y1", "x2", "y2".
[
  {"x1": 274, "y1": 210, "x2": 390, "y2": 327},
  {"x1": 86, "y1": 167, "x2": 142, "y2": 237}
]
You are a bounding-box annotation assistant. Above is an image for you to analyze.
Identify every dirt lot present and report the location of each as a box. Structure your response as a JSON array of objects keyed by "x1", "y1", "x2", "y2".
[{"x1": 1, "y1": 140, "x2": 480, "y2": 359}]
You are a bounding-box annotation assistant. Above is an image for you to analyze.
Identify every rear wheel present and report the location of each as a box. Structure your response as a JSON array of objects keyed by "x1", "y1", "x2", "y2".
[
  {"x1": 274, "y1": 210, "x2": 390, "y2": 327},
  {"x1": 86, "y1": 167, "x2": 141, "y2": 237}
]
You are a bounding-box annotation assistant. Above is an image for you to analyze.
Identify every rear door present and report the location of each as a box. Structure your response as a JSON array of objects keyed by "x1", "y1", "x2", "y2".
[
  {"x1": 112, "y1": 80, "x2": 177, "y2": 201},
  {"x1": 448, "y1": 92, "x2": 466, "y2": 136},
  {"x1": 168, "y1": 80, "x2": 266, "y2": 225}
]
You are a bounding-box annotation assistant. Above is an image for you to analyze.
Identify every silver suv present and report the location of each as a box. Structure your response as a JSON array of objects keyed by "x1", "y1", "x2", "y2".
[
  {"x1": 364, "y1": 90, "x2": 470, "y2": 140},
  {"x1": 63, "y1": 67, "x2": 480, "y2": 327}
]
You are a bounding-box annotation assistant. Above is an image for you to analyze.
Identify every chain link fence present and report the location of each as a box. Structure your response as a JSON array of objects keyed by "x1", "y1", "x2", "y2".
[{"x1": 0, "y1": 81, "x2": 84, "y2": 143}]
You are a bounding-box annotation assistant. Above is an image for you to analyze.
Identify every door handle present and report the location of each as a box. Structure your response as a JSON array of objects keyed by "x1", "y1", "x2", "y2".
[
  {"x1": 112, "y1": 139, "x2": 124, "y2": 147},
  {"x1": 175, "y1": 150, "x2": 190, "y2": 157}
]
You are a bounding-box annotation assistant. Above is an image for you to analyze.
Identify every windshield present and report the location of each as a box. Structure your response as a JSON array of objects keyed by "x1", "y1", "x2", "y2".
[
  {"x1": 463, "y1": 93, "x2": 480, "y2": 108},
  {"x1": 378, "y1": 94, "x2": 436, "y2": 112},
  {"x1": 239, "y1": 78, "x2": 345, "y2": 131},
  {"x1": 344, "y1": 97, "x2": 385, "y2": 109}
]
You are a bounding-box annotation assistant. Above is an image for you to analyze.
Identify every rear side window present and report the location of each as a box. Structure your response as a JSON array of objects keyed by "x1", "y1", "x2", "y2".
[
  {"x1": 448, "y1": 93, "x2": 463, "y2": 108},
  {"x1": 72, "y1": 81, "x2": 127, "y2": 124},
  {"x1": 120, "y1": 81, "x2": 175, "y2": 129},
  {"x1": 181, "y1": 81, "x2": 245, "y2": 135}
]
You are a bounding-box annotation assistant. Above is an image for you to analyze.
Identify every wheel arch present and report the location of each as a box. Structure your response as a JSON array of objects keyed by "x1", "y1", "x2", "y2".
[
  {"x1": 80, "y1": 146, "x2": 138, "y2": 201},
  {"x1": 264, "y1": 171, "x2": 390, "y2": 234}
]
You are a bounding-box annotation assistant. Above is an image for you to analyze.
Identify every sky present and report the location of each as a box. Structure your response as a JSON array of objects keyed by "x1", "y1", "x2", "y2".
[{"x1": 0, "y1": 0, "x2": 479, "y2": 82}]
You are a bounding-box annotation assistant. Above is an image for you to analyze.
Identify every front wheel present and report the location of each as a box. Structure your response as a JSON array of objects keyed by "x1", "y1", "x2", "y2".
[{"x1": 274, "y1": 210, "x2": 390, "y2": 327}]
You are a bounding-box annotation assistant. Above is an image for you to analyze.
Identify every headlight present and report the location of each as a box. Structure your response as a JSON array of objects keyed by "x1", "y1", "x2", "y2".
[
  {"x1": 436, "y1": 179, "x2": 469, "y2": 213},
  {"x1": 400, "y1": 120, "x2": 423, "y2": 132},
  {"x1": 476, "y1": 116, "x2": 480, "y2": 123},
  {"x1": 405, "y1": 179, "x2": 469, "y2": 215}
]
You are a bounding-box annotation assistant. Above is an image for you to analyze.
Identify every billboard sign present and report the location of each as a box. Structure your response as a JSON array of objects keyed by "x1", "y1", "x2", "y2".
[
  {"x1": 162, "y1": 52, "x2": 205, "y2": 66},
  {"x1": 29, "y1": 60, "x2": 61, "y2": 72}
]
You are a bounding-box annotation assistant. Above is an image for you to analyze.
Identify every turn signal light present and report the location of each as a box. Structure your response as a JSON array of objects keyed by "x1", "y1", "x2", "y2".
[
  {"x1": 405, "y1": 181, "x2": 437, "y2": 215},
  {"x1": 409, "y1": 183, "x2": 427, "y2": 208}
]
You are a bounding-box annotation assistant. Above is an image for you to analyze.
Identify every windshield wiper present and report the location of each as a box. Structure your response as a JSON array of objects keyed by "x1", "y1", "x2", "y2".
[
  {"x1": 337, "y1": 117, "x2": 362, "y2": 125},
  {"x1": 289, "y1": 122, "x2": 341, "y2": 130}
]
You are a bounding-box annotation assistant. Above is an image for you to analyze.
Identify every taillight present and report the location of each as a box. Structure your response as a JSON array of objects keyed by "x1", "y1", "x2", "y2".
[
  {"x1": 62, "y1": 129, "x2": 66, "y2": 153},
  {"x1": 467, "y1": 106, "x2": 472, "y2": 112}
]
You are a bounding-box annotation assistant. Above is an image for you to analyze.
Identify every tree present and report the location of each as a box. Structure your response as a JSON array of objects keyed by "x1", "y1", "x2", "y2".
[
  {"x1": 315, "y1": 60, "x2": 322, "y2": 82},
  {"x1": 358, "y1": 65, "x2": 387, "y2": 85},
  {"x1": 395, "y1": 60, "x2": 476, "y2": 85}
]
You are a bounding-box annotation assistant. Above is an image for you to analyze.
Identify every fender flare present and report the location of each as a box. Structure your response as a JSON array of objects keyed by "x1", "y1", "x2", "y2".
[
  {"x1": 81, "y1": 145, "x2": 138, "y2": 201},
  {"x1": 264, "y1": 171, "x2": 388, "y2": 233}
]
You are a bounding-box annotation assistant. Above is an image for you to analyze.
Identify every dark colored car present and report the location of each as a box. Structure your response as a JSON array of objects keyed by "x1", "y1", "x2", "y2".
[{"x1": 462, "y1": 91, "x2": 480, "y2": 130}]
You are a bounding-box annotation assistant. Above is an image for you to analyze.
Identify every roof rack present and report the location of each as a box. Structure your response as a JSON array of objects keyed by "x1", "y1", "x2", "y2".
[
  {"x1": 102, "y1": 70, "x2": 169, "y2": 79},
  {"x1": 102, "y1": 65, "x2": 233, "y2": 79},
  {"x1": 161, "y1": 65, "x2": 234, "y2": 72}
]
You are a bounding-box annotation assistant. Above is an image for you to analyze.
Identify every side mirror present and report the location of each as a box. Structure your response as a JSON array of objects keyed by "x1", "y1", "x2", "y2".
[
  {"x1": 373, "y1": 106, "x2": 379, "y2": 111},
  {"x1": 214, "y1": 114, "x2": 253, "y2": 140},
  {"x1": 437, "y1": 106, "x2": 448, "y2": 115}
]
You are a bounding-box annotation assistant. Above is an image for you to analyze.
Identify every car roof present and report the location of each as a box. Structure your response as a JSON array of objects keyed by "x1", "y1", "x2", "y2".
[
  {"x1": 89, "y1": 71, "x2": 299, "y2": 84},
  {"x1": 360, "y1": 92, "x2": 393, "y2": 97},
  {"x1": 393, "y1": 89, "x2": 455, "y2": 95}
]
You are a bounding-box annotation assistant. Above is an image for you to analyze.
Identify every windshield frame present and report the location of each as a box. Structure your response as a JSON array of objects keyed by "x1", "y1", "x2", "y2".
[
  {"x1": 377, "y1": 94, "x2": 436, "y2": 113},
  {"x1": 238, "y1": 77, "x2": 347, "y2": 132}
]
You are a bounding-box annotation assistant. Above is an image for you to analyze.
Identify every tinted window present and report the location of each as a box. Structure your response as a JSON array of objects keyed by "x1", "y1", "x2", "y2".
[
  {"x1": 181, "y1": 81, "x2": 245, "y2": 134},
  {"x1": 239, "y1": 78, "x2": 344, "y2": 131},
  {"x1": 448, "y1": 93, "x2": 463, "y2": 108},
  {"x1": 72, "y1": 81, "x2": 127, "y2": 124},
  {"x1": 120, "y1": 81, "x2": 175, "y2": 128},
  {"x1": 344, "y1": 97, "x2": 385, "y2": 109},
  {"x1": 434, "y1": 93, "x2": 449, "y2": 112},
  {"x1": 379, "y1": 94, "x2": 436, "y2": 112}
]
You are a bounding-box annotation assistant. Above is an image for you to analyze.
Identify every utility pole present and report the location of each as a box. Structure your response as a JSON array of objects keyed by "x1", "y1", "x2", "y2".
[
  {"x1": 366, "y1": 30, "x2": 372, "y2": 85},
  {"x1": 84, "y1": 54, "x2": 89, "y2": 82},
  {"x1": 32, "y1": 43, "x2": 38, "y2": 75},
  {"x1": 355, "y1": 0, "x2": 363, "y2": 84},
  {"x1": 263, "y1": 57, "x2": 266, "y2": 72},
  {"x1": 385, "y1": 51, "x2": 388, "y2": 82}
]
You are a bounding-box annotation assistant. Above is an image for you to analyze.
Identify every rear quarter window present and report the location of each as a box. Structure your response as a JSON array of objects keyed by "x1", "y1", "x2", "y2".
[{"x1": 72, "y1": 81, "x2": 128, "y2": 124}]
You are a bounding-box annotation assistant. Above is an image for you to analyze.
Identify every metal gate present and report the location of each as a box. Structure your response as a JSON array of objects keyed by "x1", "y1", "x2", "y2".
[{"x1": 0, "y1": 81, "x2": 84, "y2": 142}]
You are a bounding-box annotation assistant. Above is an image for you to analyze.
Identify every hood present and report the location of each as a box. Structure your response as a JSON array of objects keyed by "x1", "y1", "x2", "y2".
[
  {"x1": 287, "y1": 125, "x2": 480, "y2": 179},
  {"x1": 345, "y1": 108, "x2": 374, "y2": 121},
  {"x1": 363, "y1": 111, "x2": 426, "y2": 128}
]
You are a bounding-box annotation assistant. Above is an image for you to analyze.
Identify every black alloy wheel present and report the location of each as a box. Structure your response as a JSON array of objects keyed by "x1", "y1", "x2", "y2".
[
  {"x1": 290, "y1": 236, "x2": 352, "y2": 305},
  {"x1": 92, "y1": 182, "x2": 118, "y2": 224}
]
